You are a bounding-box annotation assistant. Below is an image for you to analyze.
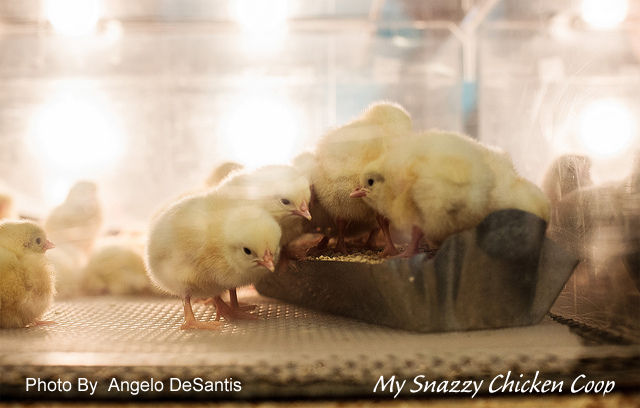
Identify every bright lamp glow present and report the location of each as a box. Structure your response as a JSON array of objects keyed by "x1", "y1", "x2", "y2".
[
  {"x1": 580, "y1": 0, "x2": 628, "y2": 29},
  {"x1": 232, "y1": 0, "x2": 288, "y2": 34},
  {"x1": 45, "y1": 0, "x2": 101, "y2": 36},
  {"x1": 29, "y1": 85, "x2": 124, "y2": 178},
  {"x1": 578, "y1": 99, "x2": 635, "y2": 157},
  {"x1": 231, "y1": 0, "x2": 288, "y2": 53},
  {"x1": 218, "y1": 94, "x2": 298, "y2": 169}
]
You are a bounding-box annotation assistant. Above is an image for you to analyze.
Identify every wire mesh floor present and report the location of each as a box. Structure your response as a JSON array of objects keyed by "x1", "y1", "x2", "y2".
[{"x1": 1, "y1": 290, "x2": 639, "y2": 401}]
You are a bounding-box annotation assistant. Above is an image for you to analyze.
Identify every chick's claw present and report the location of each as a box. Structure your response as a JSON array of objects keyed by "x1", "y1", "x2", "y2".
[{"x1": 381, "y1": 243, "x2": 400, "y2": 258}]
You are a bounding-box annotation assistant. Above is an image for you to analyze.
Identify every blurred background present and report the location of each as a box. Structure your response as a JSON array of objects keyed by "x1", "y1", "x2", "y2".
[{"x1": 0, "y1": 0, "x2": 638, "y2": 230}]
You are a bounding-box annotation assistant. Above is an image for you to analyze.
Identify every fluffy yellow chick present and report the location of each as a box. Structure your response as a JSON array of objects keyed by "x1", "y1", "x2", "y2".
[
  {"x1": 0, "y1": 221, "x2": 56, "y2": 328},
  {"x1": 82, "y1": 245, "x2": 154, "y2": 296},
  {"x1": 355, "y1": 130, "x2": 550, "y2": 256},
  {"x1": 44, "y1": 181, "x2": 102, "y2": 256},
  {"x1": 312, "y1": 101, "x2": 412, "y2": 253},
  {"x1": 146, "y1": 193, "x2": 282, "y2": 330},
  {"x1": 204, "y1": 161, "x2": 244, "y2": 188}
]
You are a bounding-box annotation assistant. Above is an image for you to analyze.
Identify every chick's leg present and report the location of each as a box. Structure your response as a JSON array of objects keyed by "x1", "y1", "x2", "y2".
[
  {"x1": 364, "y1": 227, "x2": 381, "y2": 250},
  {"x1": 397, "y1": 226, "x2": 424, "y2": 258},
  {"x1": 180, "y1": 295, "x2": 222, "y2": 330},
  {"x1": 377, "y1": 214, "x2": 399, "y2": 257},
  {"x1": 229, "y1": 289, "x2": 257, "y2": 311},
  {"x1": 335, "y1": 218, "x2": 348, "y2": 254},
  {"x1": 214, "y1": 296, "x2": 258, "y2": 321}
]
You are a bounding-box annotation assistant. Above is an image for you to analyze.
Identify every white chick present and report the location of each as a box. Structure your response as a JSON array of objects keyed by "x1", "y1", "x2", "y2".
[
  {"x1": 146, "y1": 193, "x2": 282, "y2": 330},
  {"x1": 205, "y1": 161, "x2": 244, "y2": 188},
  {"x1": 0, "y1": 221, "x2": 56, "y2": 328},
  {"x1": 312, "y1": 101, "x2": 412, "y2": 254},
  {"x1": 45, "y1": 181, "x2": 102, "y2": 256},
  {"x1": 0, "y1": 192, "x2": 14, "y2": 220},
  {"x1": 217, "y1": 165, "x2": 312, "y2": 294},
  {"x1": 355, "y1": 130, "x2": 550, "y2": 257},
  {"x1": 217, "y1": 165, "x2": 312, "y2": 246},
  {"x1": 81, "y1": 245, "x2": 154, "y2": 296}
]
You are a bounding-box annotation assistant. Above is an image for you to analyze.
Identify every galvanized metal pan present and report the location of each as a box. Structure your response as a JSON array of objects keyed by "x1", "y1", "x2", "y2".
[{"x1": 256, "y1": 209, "x2": 579, "y2": 333}]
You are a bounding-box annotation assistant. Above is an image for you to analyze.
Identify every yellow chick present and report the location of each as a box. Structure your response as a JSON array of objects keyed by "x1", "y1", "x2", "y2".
[
  {"x1": 355, "y1": 130, "x2": 550, "y2": 257},
  {"x1": 204, "y1": 161, "x2": 244, "y2": 188},
  {"x1": 146, "y1": 193, "x2": 281, "y2": 330},
  {"x1": 81, "y1": 245, "x2": 154, "y2": 296},
  {"x1": 44, "y1": 181, "x2": 103, "y2": 256},
  {"x1": 312, "y1": 101, "x2": 412, "y2": 253},
  {"x1": 0, "y1": 221, "x2": 56, "y2": 328}
]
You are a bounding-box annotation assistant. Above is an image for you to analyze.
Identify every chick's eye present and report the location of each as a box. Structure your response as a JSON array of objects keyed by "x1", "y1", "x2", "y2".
[
  {"x1": 367, "y1": 178, "x2": 374, "y2": 187},
  {"x1": 35, "y1": 237, "x2": 41, "y2": 245},
  {"x1": 280, "y1": 198, "x2": 291, "y2": 205},
  {"x1": 243, "y1": 247, "x2": 252, "y2": 255}
]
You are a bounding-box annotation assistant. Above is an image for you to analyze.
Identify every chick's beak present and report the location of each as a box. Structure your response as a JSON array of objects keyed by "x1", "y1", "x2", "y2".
[
  {"x1": 44, "y1": 240, "x2": 55, "y2": 251},
  {"x1": 256, "y1": 249, "x2": 275, "y2": 272},
  {"x1": 350, "y1": 187, "x2": 368, "y2": 198},
  {"x1": 291, "y1": 200, "x2": 312, "y2": 221}
]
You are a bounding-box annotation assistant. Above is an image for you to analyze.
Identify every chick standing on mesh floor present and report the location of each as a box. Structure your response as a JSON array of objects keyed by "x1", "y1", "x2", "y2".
[
  {"x1": 215, "y1": 164, "x2": 312, "y2": 306},
  {"x1": 146, "y1": 191, "x2": 282, "y2": 330}
]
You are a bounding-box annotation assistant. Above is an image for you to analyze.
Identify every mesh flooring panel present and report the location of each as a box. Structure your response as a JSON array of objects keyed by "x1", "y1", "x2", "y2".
[{"x1": 1, "y1": 291, "x2": 639, "y2": 400}]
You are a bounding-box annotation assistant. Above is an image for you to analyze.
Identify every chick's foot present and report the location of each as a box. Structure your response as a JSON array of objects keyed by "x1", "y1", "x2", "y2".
[
  {"x1": 305, "y1": 235, "x2": 330, "y2": 257},
  {"x1": 214, "y1": 296, "x2": 258, "y2": 321},
  {"x1": 377, "y1": 215, "x2": 399, "y2": 257},
  {"x1": 382, "y1": 243, "x2": 400, "y2": 257},
  {"x1": 180, "y1": 296, "x2": 222, "y2": 330},
  {"x1": 395, "y1": 225, "x2": 424, "y2": 258}
]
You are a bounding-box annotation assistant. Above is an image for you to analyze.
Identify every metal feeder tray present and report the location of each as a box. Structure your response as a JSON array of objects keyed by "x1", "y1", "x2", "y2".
[{"x1": 256, "y1": 209, "x2": 579, "y2": 333}]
